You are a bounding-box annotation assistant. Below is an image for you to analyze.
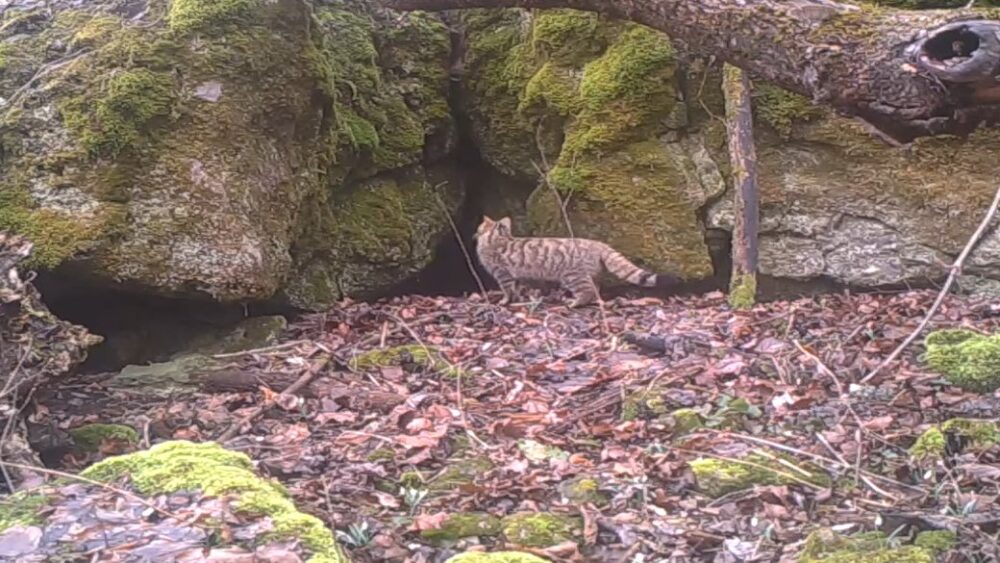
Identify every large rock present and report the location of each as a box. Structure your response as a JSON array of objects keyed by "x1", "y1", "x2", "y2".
[
  {"x1": 0, "y1": 0, "x2": 458, "y2": 307},
  {"x1": 707, "y1": 87, "x2": 1000, "y2": 287},
  {"x1": 459, "y1": 9, "x2": 718, "y2": 280}
]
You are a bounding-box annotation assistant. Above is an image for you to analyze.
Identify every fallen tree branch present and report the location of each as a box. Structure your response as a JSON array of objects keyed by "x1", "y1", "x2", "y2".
[
  {"x1": 217, "y1": 355, "x2": 331, "y2": 443},
  {"x1": 386, "y1": 0, "x2": 1000, "y2": 143},
  {"x1": 859, "y1": 182, "x2": 1000, "y2": 384}
]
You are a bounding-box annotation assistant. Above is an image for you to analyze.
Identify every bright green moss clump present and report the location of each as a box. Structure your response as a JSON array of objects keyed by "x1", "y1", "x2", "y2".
[
  {"x1": 728, "y1": 273, "x2": 758, "y2": 310},
  {"x1": 168, "y1": 0, "x2": 259, "y2": 34},
  {"x1": 81, "y1": 441, "x2": 347, "y2": 562},
  {"x1": 798, "y1": 528, "x2": 934, "y2": 563},
  {"x1": 446, "y1": 552, "x2": 551, "y2": 563},
  {"x1": 501, "y1": 512, "x2": 582, "y2": 548},
  {"x1": 909, "y1": 427, "x2": 946, "y2": 460},
  {"x1": 0, "y1": 491, "x2": 50, "y2": 532},
  {"x1": 557, "y1": 476, "x2": 608, "y2": 506},
  {"x1": 923, "y1": 328, "x2": 1000, "y2": 393}
]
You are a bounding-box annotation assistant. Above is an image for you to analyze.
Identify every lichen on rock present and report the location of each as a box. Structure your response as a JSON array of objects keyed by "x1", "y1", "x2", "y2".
[{"x1": 690, "y1": 450, "x2": 830, "y2": 497}]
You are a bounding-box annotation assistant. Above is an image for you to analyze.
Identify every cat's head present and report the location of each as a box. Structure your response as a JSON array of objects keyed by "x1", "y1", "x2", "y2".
[{"x1": 475, "y1": 216, "x2": 513, "y2": 240}]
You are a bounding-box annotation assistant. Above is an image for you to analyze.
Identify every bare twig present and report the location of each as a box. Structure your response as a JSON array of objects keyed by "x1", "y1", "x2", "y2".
[
  {"x1": 860, "y1": 183, "x2": 1000, "y2": 384},
  {"x1": 532, "y1": 122, "x2": 574, "y2": 239},
  {"x1": 211, "y1": 340, "x2": 310, "y2": 359},
  {"x1": 218, "y1": 355, "x2": 330, "y2": 443},
  {"x1": 430, "y1": 184, "x2": 488, "y2": 298}
]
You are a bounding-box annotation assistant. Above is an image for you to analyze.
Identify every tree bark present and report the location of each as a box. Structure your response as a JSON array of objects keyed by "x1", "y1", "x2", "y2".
[
  {"x1": 723, "y1": 64, "x2": 759, "y2": 310},
  {"x1": 386, "y1": 0, "x2": 1000, "y2": 144}
]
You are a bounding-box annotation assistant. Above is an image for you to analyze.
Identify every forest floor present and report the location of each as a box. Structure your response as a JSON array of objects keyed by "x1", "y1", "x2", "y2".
[{"x1": 33, "y1": 288, "x2": 1000, "y2": 562}]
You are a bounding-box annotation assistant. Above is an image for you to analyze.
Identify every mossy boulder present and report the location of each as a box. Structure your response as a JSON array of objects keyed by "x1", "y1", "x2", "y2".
[
  {"x1": 500, "y1": 512, "x2": 582, "y2": 548},
  {"x1": 798, "y1": 528, "x2": 935, "y2": 563},
  {"x1": 7, "y1": 441, "x2": 348, "y2": 562},
  {"x1": 0, "y1": 0, "x2": 456, "y2": 306},
  {"x1": 690, "y1": 450, "x2": 831, "y2": 497},
  {"x1": 922, "y1": 329, "x2": 1000, "y2": 393},
  {"x1": 460, "y1": 10, "x2": 716, "y2": 280}
]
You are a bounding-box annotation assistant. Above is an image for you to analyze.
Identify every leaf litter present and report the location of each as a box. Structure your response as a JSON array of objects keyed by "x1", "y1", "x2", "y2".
[{"x1": 21, "y1": 289, "x2": 1000, "y2": 561}]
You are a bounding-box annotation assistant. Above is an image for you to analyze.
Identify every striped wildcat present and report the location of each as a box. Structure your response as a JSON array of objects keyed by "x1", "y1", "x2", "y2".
[{"x1": 474, "y1": 216, "x2": 680, "y2": 307}]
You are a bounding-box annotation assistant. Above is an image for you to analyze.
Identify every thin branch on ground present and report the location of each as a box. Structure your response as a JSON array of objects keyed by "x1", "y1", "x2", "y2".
[
  {"x1": 212, "y1": 340, "x2": 311, "y2": 359},
  {"x1": 430, "y1": 183, "x2": 489, "y2": 299},
  {"x1": 860, "y1": 182, "x2": 1000, "y2": 384},
  {"x1": 0, "y1": 460, "x2": 182, "y2": 521},
  {"x1": 218, "y1": 355, "x2": 330, "y2": 443}
]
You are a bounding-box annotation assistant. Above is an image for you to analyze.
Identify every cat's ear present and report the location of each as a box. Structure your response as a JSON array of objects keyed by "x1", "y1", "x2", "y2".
[
  {"x1": 481, "y1": 216, "x2": 494, "y2": 225},
  {"x1": 498, "y1": 217, "x2": 512, "y2": 230}
]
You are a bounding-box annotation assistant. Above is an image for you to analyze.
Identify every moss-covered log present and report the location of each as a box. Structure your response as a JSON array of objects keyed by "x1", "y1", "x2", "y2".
[{"x1": 387, "y1": 0, "x2": 1000, "y2": 144}]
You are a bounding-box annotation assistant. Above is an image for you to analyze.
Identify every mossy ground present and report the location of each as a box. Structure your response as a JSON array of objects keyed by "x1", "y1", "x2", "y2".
[
  {"x1": 923, "y1": 328, "x2": 1000, "y2": 393},
  {"x1": 798, "y1": 528, "x2": 936, "y2": 563},
  {"x1": 691, "y1": 451, "x2": 830, "y2": 497},
  {"x1": 728, "y1": 273, "x2": 758, "y2": 310},
  {"x1": 501, "y1": 512, "x2": 582, "y2": 548},
  {"x1": 81, "y1": 440, "x2": 347, "y2": 562},
  {"x1": 0, "y1": 491, "x2": 50, "y2": 532}
]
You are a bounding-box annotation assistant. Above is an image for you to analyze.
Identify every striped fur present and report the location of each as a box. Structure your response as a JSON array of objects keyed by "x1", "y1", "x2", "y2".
[{"x1": 474, "y1": 216, "x2": 679, "y2": 307}]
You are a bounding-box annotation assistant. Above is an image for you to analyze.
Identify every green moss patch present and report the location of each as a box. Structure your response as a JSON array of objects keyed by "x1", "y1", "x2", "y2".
[
  {"x1": 168, "y1": 0, "x2": 260, "y2": 34},
  {"x1": 69, "y1": 423, "x2": 139, "y2": 453},
  {"x1": 501, "y1": 512, "x2": 582, "y2": 548},
  {"x1": 81, "y1": 440, "x2": 347, "y2": 562},
  {"x1": 690, "y1": 450, "x2": 830, "y2": 497},
  {"x1": 798, "y1": 528, "x2": 935, "y2": 562},
  {"x1": 61, "y1": 68, "x2": 175, "y2": 158},
  {"x1": 419, "y1": 512, "x2": 502, "y2": 542},
  {"x1": 349, "y1": 344, "x2": 462, "y2": 377},
  {"x1": 429, "y1": 457, "x2": 494, "y2": 492},
  {"x1": 752, "y1": 81, "x2": 824, "y2": 138},
  {"x1": 923, "y1": 328, "x2": 1000, "y2": 393},
  {"x1": 446, "y1": 552, "x2": 551, "y2": 563},
  {"x1": 0, "y1": 491, "x2": 50, "y2": 533},
  {"x1": 909, "y1": 427, "x2": 946, "y2": 460}
]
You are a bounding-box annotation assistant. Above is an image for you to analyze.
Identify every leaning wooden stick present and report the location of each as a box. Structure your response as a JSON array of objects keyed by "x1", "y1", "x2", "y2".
[{"x1": 859, "y1": 183, "x2": 1000, "y2": 384}]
